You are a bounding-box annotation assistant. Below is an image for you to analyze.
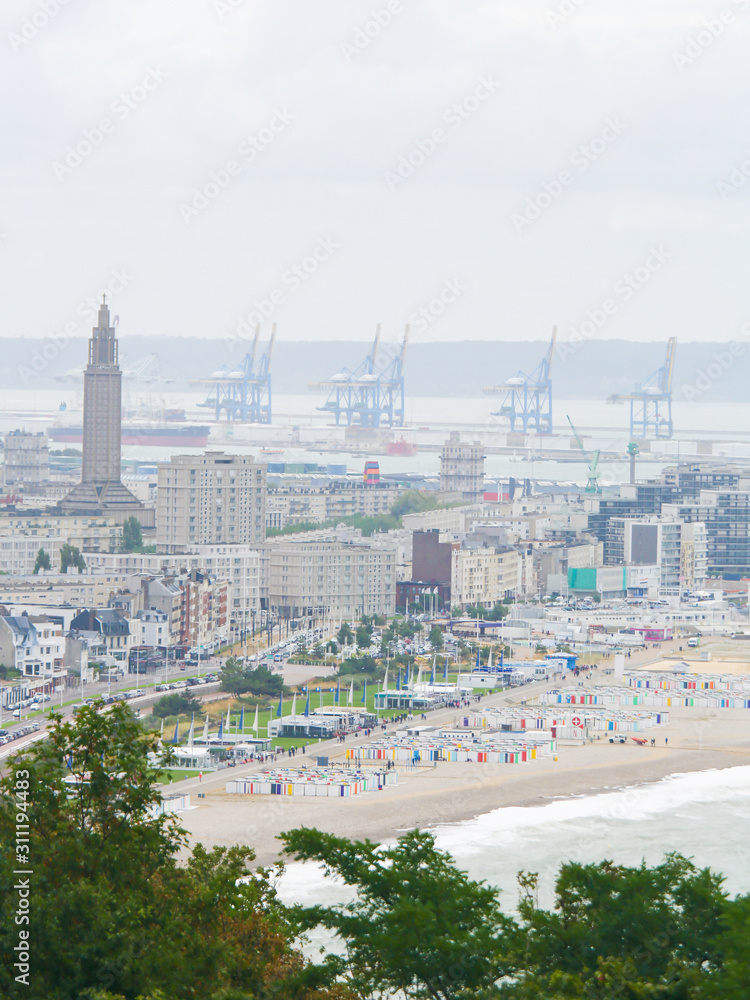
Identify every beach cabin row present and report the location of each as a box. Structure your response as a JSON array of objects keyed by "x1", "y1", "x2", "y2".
[
  {"x1": 226, "y1": 767, "x2": 397, "y2": 797},
  {"x1": 542, "y1": 687, "x2": 750, "y2": 710}
]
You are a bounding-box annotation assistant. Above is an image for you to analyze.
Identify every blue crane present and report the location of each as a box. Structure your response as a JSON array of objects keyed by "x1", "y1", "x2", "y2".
[
  {"x1": 194, "y1": 324, "x2": 275, "y2": 422},
  {"x1": 608, "y1": 337, "x2": 676, "y2": 440},
  {"x1": 310, "y1": 325, "x2": 408, "y2": 427},
  {"x1": 483, "y1": 327, "x2": 556, "y2": 434}
]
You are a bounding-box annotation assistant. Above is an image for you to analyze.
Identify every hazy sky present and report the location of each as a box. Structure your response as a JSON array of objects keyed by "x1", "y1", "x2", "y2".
[{"x1": 2, "y1": 0, "x2": 749, "y2": 351}]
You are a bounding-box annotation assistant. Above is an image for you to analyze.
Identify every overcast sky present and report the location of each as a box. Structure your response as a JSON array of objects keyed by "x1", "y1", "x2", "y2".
[{"x1": 2, "y1": 0, "x2": 749, "y2": 352}]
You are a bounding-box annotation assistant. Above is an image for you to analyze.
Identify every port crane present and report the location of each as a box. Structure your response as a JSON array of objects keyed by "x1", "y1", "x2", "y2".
[
  {"x1": 567, "y1": 414, "x2": 601, "y2": 494},
  {"x1": 194, "y1": 325, "x2": 275, "y2": 423},
  {"x1": 310, "y1": 325, "x2": 408, "y2": 427},
  {"x1": 608, "y1": 337, "x2": 676, "y2": 440},
  {"x1": 483, "y1": 327, "x2": 556, "y2": 434}
]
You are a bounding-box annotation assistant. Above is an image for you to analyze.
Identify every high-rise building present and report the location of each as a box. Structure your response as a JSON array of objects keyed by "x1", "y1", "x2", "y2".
[
  {"x1": 3, "y1": 431, "x2": 49, "y2": 487},
  {"x1": 157, "y1": 452, "x2": 267, "y2": 552},
  {"x1": 440, "y1": 431, "x2": 485, "y2": 502},
  {"x1": 60, "y1": 298, "x2": 143, "y2": 519}
]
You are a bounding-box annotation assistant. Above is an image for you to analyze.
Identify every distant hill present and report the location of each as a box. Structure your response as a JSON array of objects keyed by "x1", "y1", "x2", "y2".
[{"x1": 3, "y1": 337, "x2": 746, "y2": 402}]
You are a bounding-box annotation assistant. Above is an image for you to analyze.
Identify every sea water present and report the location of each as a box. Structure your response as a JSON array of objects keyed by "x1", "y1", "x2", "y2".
[{"x1": 277, "y1": 765, "x2": 750, "y2": 924}]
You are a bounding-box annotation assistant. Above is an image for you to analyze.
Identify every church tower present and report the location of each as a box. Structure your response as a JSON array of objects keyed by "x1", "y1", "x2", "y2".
[{"x1": 61, "y1": 297, "x2": 142, "y2": 516}]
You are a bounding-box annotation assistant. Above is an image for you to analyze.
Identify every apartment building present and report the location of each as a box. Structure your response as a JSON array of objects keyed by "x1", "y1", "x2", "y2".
[
  {"x1": 181, "y1": 569, "x2": 229, "y2": 646},
  {"x1": 450, "y1": 544, "x2": 519, "y2": 609},
  {"x1": 266, "y1": 479, "x2": 402, "y2": 530},
  {"x1": 84, "y1": 544, "x2": 262, "y2": 613},
  {"x1": 0, "y1": 511, "x2": 121, "y2": 552},
  {"x1": 267, "y1": 538, "x2": 396, "y2": 619},
  {"x1": 440, "y1": 432, "x2": 486, "y2": 502},
  {"x1": 157, "y1": 452, "x2": 266, "y2": 552},
  {"x1": 0, "y1": 614, "x2": 65, "y2": 690},
  {"x1": 3, "y1": 431, "x2": 49, "y2": 487},
  {"x1": 608, "y1": 516, "x2": 708, "y2": 592}
]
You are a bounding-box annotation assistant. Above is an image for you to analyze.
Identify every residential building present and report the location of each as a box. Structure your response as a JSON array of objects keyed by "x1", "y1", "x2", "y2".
[
  {"x1": 136, "y1": 609, "x2": 170, "y2": 647},
  {"x1": 450, "y1": 544, "x2": 519, "y2": 609},
  {"x1": 440, "y1": 432, "x2": 485, "y2": 502},
  {"x1": 68, "y1": 608, "x2": 132, "y2": 665},
  {"x1": 83, "y1": 544, "x2": 261, "y2": 614},
  {"x1": 157, "y1": 452, "x2": 266, "y2": 551},
  {"x1": 0, "y1": 511, "x2": 121, "y2": 553},
  {"x1": 3, "y1": 431, "x2": 49, "y2": 487},
  {"x1": 181, "y1": 570, "x2": 229, "y2": 645},
  {"x1": 266, "y1": 479, "x2": 401, "y2": 530},
  {"x1": 267, "y1": 538, "x2": 396, "y2": 619},
  {"x1": 0, "y1": 614, "x2": 65, "y2": 690}
]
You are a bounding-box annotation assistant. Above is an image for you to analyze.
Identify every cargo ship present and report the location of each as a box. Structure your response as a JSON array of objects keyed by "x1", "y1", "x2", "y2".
[{"x1": 47, "y1": 424, "x2": 210, "y2": 448}]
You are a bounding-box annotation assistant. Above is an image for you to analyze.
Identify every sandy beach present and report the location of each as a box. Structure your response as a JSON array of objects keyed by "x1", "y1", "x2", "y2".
[{"x1": 173, "y1": 672, "x2": 750, "y2": 867}]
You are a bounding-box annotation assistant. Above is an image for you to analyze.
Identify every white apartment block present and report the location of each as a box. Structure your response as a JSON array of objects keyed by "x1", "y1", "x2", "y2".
[
  {"x1": 0, "y1": 536, "x2": 66, "y2": 575},
  {"x1": 84, "y1": 544, "x2": 262, "y2": 612},
  {"x1": 450, "y1": 545, "x2": 520, "y2": 609},
  {"x1": 0, "y1": 511, "x2": 121, "y2": 551},
  {"x1": 267, "y1": 539, "x2": 396, "y2": 619},
  {"x1": 402, "y1": 504, "x2": 481, "y2": 538},
  {"x1": 0, "y1": 574, "x2": 134, "y2": 609},
  {"x1": 266, "y1": 480, "x2": 401, "y2": 530},
  {"x1": 157, "y1": 453, "x2": 266, "y2": 552}
]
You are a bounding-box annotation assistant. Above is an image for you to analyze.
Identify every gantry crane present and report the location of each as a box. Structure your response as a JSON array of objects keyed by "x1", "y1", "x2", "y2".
[
  {"x1": 608, "y1": 338, "x2": 676, "y2": 440},
  {"x1": 310, "y1": 325, "x2": 408, "y2": 427},
  {"x1": 483, "y1": 326, "x2": 556, "y2": 434},
  {"x1": 567, "y1": 414, "x2": 601, "y2": 493},
  {"x1": 193, "y1": 325, "x2": 275, "y2": 422}
]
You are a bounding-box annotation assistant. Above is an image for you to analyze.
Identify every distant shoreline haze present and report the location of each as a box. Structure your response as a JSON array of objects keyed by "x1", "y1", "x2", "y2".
[{"x1": 5, "y1": 338, "x2": 748, "y2": 401}]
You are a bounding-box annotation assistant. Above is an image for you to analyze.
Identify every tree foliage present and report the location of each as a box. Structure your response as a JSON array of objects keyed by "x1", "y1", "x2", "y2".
[
  {"x1": 59, "y1": 543, "x2": 86, "y2": 573},
  {"x1": 282, "y1": 827, "x2": 513, "y2": 1000},
  {"x1": 119, "y1": 516, "x2": 144, "y2": 553},
  {"x1": 0, "y1": 704, "x2": 347, "y2": 1000},
  {"x1": 32, "y1": 547, "x2": 51, "y2": 574},
  {"x1": 152, "y1": 691, "x2": 203, "y2": 719},
  {"x1": 220, "y1": 656, "x2": 283, "y2": 699}
]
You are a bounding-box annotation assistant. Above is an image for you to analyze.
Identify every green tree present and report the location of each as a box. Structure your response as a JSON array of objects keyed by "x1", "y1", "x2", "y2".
[
  {"x1": 355, "y1": 624, "x2": 373, "y2": 649},
  {"x1": 337, "y1": 622, "x2": 354, "y2": 646},
  {"x1": 120, "y1": 515, "x2": 144, "y2": 553},
  {"x1": 428, "y1": 625, "x2": 444, "y2": 650},
  {"x1": 152, "y1": 691, "x2": 202, "y2": 719},
  {"x1": 507, "y1": 854, "x2": 731, "y2": 999},
  {"x1": 32, "y1": 547, "x2": 51, "y2": 574},
  {"x1": 282, "y1": 827, "x2": 514, "y2": 1000},
  {"x1": 220, "y1": 657, "x2": 283, "y2": 699},
  {"x1": 0, "y1": 704, "x2": 345, "y2": 1000},
  {"x1": 59, "y1": 543, "x2": 86, "y2": 573}
]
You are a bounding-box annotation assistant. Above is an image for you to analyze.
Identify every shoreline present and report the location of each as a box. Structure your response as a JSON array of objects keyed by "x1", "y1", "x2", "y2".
[{"x1": 176, "y1": 707, "x2": 750, "y2": 867}]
